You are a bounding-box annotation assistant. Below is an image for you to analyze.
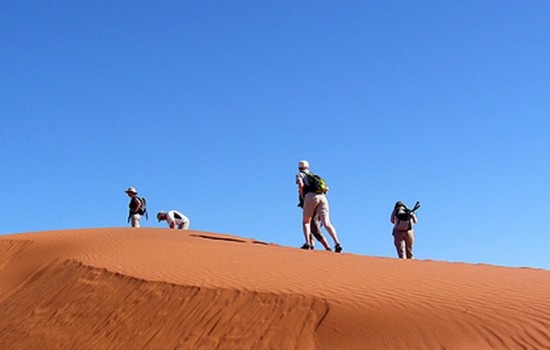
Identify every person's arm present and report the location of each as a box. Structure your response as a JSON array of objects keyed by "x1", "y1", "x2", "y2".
[
  {"x1": 411, "y1": 213, "x2": 418, "y2": 224},
  {"x1": 167, "y1": 213, "x2": 176, "y2": 229},
  {"x1": 296, "y1": 175, "x2": 305, "y2": 198}
]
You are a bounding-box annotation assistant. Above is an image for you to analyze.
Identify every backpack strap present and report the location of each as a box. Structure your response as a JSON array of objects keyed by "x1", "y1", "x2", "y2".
[{"x1": 299, "y1": 171, "x2": 310, "y2": 195}]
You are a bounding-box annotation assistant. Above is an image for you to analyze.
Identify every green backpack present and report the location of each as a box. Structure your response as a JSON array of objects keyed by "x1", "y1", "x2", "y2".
[{"x1": 304, "y1": 172, "x2": 328, "y2": 194}]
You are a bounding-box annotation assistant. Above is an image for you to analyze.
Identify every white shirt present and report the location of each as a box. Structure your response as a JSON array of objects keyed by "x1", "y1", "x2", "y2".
[{"x1": 166, "y1": 210, "x2": 189, "y2": 227}]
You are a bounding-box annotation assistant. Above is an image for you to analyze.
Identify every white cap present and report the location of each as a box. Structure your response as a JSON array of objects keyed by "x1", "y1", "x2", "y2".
[
  {"x1": 124, "y1": 187, "x2": 138, "y2": 194},
  {"x1": 298, "y1": 160, "x2": 310, "y2": 170}
]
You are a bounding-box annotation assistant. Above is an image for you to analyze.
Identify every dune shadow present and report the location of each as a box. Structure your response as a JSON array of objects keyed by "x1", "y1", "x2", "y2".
[
  {"x1": 190, "y1": 234, "x2": 271, "y2": 246},
  {"x1": 190, "y1": 234, "x2": 247, "y2": 243}
]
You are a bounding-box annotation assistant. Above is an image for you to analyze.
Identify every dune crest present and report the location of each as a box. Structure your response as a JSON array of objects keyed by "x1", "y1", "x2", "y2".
[{"x1": 1, "y1": 228, "x2": 550, "y2": 349}]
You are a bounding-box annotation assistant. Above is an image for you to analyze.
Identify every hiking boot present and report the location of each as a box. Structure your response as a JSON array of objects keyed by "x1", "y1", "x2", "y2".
[
  {"x1": 300, "y1": 243, "x2": 312, "y2": 250},
  {"x1": 334, "y1": 244, "x2": 343, "y2": 253}
]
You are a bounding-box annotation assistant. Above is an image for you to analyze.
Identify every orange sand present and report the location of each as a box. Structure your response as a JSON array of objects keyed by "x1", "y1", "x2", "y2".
[{"x1": 1, "y1": 228, "x2": 549, "y2": 349}]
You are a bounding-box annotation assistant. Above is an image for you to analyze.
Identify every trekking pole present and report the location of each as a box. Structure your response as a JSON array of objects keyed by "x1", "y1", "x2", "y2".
[{"x1": 410, "y1": 201, "x2": 421, "y2": 213}]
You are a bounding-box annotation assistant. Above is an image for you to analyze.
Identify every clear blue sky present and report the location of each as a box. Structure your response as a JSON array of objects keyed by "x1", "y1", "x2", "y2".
[{"x1": 1, "y1": 1, "x2": 549, "y2": 269}]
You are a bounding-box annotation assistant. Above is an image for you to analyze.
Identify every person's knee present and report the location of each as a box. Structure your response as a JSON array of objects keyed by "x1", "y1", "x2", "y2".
[{"x1": 322, "y1": 220, "x2": 336, "y2": 233}]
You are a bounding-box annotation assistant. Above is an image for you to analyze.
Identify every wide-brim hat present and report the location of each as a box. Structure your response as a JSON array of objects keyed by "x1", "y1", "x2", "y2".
[{"x1": 125, "y1": 187, "x2": 138, "y2": 194}]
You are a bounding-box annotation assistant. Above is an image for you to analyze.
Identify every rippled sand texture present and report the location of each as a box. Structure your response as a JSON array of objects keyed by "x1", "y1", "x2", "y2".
[{"x1": 1, "y1": 228, "x2": 549, "y2": 349}]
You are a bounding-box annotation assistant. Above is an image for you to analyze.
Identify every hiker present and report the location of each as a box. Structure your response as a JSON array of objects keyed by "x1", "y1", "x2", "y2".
[
  {"x1": 125, "y1": 187, "x2": 147, "y2": 228},
  {"x1": 296, "y1": 160, "x2": 343, "y2": 252},
  {"x1": 390, "y1": 201, "x2": 419, "y2": 259},
  {"x1": 157, "y1": 210, "x2": 190, "y2": 230}
]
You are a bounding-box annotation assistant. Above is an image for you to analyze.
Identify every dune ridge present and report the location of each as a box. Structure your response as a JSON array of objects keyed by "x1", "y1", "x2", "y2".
[{"x1": 1, "y1": 228, "x2": 549, "y2": 349}]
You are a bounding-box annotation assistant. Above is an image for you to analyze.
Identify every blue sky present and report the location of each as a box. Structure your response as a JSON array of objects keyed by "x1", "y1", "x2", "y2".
[{"x1": 1, "y1": 1, "x2": 549, "y2": 269}]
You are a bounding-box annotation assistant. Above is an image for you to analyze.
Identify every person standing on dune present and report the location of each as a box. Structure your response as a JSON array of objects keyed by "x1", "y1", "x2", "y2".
[
  {"x1": 296, "y1": 160, "x2": 342, "y2": 252},
  {"x1": 125, "y1": 187, "x2": 147, "y2": 228},
  {"x1": 390, "y1": 201, "x2": 419, "y2": 259}
]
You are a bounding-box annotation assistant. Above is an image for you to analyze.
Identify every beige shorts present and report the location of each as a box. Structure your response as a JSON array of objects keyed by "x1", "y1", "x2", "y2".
[
  {"x1": 302, "y1": 192, "x2": 329, "y2": 219},
  {"x1": 131, "y1": 214, "x2": 141, "y2": 228}
]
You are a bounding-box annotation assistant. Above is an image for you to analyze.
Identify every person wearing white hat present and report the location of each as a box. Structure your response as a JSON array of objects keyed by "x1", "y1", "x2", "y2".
[
  {"x1": 157, "y1": 210, "x2": 190, "y2": 230},
  {"x1": 125, "y1": 187, "x2": 145, "y2": 228},
  {"x1": 296, "y1": 160, "x2": 343, "y2": 252}
]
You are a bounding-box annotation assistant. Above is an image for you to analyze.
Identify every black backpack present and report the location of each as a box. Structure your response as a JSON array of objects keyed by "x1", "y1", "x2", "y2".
[
  {"x1": 137, "y1": 197, "x2": 148, "y2": 219},
  {"x1": 395, "y1": 209, "x2": 410, "y2": 231}
]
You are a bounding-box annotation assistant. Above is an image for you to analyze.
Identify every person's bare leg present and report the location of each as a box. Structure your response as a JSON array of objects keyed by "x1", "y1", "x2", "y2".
[
  {"x1": 302, "y1": 216, "x2": 313, "y2": 246},
  {"x1": 320, "y1": 215, "x2": 340, "y2": 245}
]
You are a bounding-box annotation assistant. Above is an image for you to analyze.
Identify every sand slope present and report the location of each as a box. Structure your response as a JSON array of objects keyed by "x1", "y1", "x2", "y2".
[{"x1": 1, "y1": 228, "x2": 549, "y2": 349}]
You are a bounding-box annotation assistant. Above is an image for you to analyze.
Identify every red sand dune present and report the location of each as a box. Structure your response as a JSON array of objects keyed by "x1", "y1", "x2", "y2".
[{"x1": 1, "y1": 228, "x2": 549, "y2": 349}]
